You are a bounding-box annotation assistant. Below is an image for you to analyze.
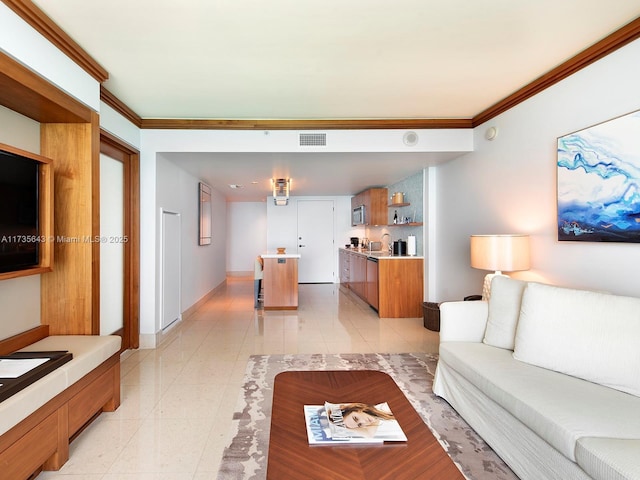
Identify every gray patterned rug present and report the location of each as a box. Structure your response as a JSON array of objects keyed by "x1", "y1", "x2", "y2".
[{"x1": 216, "y1": 353, "x2": 518, "y2": 480}]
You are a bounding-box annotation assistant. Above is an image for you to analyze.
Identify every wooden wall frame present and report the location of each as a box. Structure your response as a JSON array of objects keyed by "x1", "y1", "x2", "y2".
[
  {"x1": 100, "y1": 130, "x2": 140, "y2": 350},
  {"x1": 0, "y1": 142, "x2": 54, "y2": 281},
  {"x1": 0, "y1": 48, "x2": 99, "y2": 336}
]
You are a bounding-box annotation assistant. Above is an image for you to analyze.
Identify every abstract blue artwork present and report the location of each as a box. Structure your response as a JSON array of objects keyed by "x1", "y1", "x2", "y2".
[{"x1": 557, "y1": 110, "x2": 640, "y2": 243}]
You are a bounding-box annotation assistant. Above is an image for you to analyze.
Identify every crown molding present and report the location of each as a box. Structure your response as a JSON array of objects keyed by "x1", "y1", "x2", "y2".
[
  {"x1": 100, "y1": 86, "x2": 142, "y2": 128},
  {"x1": 2, "y1": 0, "x2": 109, "y2": 83},
  {"x1": 473, "y1": 16, "x2": 640, "y2": 127},
  {"x1": 138, "y1": 118, "x2": 473, "y2": 130}
]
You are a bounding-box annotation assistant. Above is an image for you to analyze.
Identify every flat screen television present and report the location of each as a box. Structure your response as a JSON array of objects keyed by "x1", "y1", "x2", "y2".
[{"x1": 0, "y1": 146, "x2": 41, "y2": 273}]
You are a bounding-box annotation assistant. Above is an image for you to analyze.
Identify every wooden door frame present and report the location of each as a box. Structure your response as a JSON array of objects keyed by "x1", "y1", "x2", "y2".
[{"x1": 98, "y1": 130, "x2": 140, "y2": 349}]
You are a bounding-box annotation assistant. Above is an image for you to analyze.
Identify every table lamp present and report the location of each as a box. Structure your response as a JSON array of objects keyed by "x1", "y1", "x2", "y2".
[{"x1": 470, "y1": 234, "x2": 530, "y2": 300}]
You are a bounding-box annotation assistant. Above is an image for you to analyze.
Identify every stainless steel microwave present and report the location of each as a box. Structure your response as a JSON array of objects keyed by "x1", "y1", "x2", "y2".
[{"x1": 353, "y1": 205, "x2": 365, "y2": 225}]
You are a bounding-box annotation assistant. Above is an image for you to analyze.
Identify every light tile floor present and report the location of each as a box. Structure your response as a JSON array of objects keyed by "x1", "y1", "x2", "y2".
[{"x1": 38, "y1": 277, "x2": 439, "y2": 479}]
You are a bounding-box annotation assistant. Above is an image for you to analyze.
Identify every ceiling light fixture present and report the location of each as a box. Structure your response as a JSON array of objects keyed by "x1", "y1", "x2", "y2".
[
  {"x1": 272, "y1": 178, "x2": 291, "y2": 206},
  {"x1": 228, "y1": 184, "x2": 243, "y2": 189}
]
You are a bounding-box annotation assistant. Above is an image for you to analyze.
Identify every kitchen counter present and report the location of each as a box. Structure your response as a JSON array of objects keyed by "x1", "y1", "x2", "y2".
[
  {"x1": 340, "y1": 247, "x2": 424, "y2": 259},
  {"x1": 339, "y1": 248, "x2": 424, "y2": 318},
  {"x1": 260, "y1": 253, "x2": 300, "y2": 309}
]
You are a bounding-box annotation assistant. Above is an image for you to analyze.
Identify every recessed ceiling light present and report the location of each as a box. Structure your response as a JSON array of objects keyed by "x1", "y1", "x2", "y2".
[
  {"x1": 251, "y1": 181, "x2": 258, "y2": 185},
  {"x1": 228, "y1": 184, "x2": 243, "y2": 189}
]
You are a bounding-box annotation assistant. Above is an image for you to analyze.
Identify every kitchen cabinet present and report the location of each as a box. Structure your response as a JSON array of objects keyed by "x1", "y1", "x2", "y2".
[
  {"x1": 262, "y1": 255, "x2": 299, "y2": 310},
  {"x1": 378, "y1": 258, "x2": 423, "y2": 317},
  {"x1": 339, "y1": 249, "x2": 350, "y2": 285},
  {"x1": 340, "y1": 249, "x2": 423, "y2": 318},
  {"x1": 351, "y1": 187, "x2": 387, "y2": 226},
  {"x1": 350, "y1": 253, "x2": 367, "y2": 298}
]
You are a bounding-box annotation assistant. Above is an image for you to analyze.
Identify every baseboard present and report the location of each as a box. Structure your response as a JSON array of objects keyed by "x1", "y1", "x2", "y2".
[
  {"x1": 227, "y1": 270, "x2": 252, "y2": 277},
  {"x1": 182, "y1": 279, "x2": 227, "y2": 320}
]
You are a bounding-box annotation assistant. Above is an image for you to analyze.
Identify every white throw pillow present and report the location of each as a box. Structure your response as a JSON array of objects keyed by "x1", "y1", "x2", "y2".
[
  {"x1": 513, "y1": 282, "x2": 640, "y2": 397},
  {"x1": 482, "y1": 276, "x2": 528, "y2": 350}
]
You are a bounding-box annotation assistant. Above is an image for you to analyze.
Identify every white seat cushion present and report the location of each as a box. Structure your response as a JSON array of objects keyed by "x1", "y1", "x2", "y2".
[
  {"x1": 440, "y1": 342, "x2": 640, "y2": 461},
  {"x1": 0, "y1": 368, "x2": 67, "y2": 436},
  {"x1": 575, "y1": 437, "x2": 640, "y2": 480},
  {"x1": 513, "y1": 283, "x2": 640, "y2": 396},
  {"x1": 20, "y1": 335, "x2": 121, "y2": 386}
]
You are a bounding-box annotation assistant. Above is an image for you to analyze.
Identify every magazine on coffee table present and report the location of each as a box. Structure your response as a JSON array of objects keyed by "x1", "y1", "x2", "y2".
[{"x1": 304, "y1": 401, "x2": 407, "y2": 444}]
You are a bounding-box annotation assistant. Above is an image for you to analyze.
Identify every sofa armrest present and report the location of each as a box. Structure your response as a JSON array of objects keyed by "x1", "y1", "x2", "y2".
[{"x1": 439, "y1": 301, "x2": 488, "y2": 343}]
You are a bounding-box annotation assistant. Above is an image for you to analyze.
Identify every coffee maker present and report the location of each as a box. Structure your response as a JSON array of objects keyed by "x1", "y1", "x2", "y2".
[{"x1": 350, "y1": 237, "x2": 359, "y2": 248}]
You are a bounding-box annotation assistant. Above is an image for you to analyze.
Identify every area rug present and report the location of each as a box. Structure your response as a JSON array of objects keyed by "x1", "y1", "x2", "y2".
[{"x1": 216, "y1": 353, "x2": 518, "y2": 480}]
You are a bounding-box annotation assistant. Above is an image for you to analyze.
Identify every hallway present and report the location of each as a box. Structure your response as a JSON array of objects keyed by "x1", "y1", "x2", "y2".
[{"x1": 39, "y1": 277, "x2": 439, "y2": 479}]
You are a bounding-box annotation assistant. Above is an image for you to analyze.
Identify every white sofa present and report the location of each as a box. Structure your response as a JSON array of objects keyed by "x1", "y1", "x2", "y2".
[{"x1": 433, "y1": 277, "x2": 640, "y2": 480}]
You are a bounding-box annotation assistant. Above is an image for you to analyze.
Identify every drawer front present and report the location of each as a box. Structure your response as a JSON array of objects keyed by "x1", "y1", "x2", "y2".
[
  {"x1": 68, "y1": 369, "x2": 114, "y2": 436},
  {"x1": 0, "y1": 411, "x2": 58, "y2": 480}
]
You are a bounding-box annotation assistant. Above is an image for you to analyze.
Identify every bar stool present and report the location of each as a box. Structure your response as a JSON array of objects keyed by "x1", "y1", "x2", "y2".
[{"x1": 254, "y1": 256, "x2": 264, "y2": 308}]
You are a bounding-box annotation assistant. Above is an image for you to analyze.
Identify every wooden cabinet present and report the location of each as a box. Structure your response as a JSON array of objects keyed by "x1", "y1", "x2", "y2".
[
  {"x1": 350, "y1": 253, "x2": 367, "y2": 298},
  {"x1": 378, "y1": 258, "x2": 423, "y2": 318},
  {"x1": 339, "y1": 249, "x2": 350, "y2": 285},
  {"x1": 351, "y1": 187, "x2": 388, "y2": 226},
  {"x1": 263, "y1": 256, "x2": 299, "y2": 310},
  {"x1": 340, "y1": 249, "x2": 422, "y2": 318}
]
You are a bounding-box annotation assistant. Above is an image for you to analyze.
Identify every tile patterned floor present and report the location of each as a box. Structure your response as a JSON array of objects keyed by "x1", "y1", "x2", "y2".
[{"x1": 37, "y1": 277, "x2": 439, "y2": 479}]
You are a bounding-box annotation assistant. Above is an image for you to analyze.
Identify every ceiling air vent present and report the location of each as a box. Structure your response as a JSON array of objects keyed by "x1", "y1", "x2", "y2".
[{"x1": 299, "y1": 133, "x2": 326, "y2": 147}]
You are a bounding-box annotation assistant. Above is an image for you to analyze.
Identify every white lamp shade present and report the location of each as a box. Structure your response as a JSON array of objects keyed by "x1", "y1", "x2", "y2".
[{"x1": 470, "y1": 234, "x2": 530, "y2": 272}]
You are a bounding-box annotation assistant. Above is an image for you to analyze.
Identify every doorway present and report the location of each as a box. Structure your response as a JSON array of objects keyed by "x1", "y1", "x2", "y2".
[
  {"x1": 99, "y1": 131, "x2": 140, "y2": 349},
  {"x1": 297, "y1": 200, "x2": 334, "y2": 283},
  {"x1": 161, "y1": 210, "x2": 181, "y2": 330}
]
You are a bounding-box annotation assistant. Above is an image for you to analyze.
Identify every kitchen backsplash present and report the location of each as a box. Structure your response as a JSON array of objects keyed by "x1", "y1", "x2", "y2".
[{"x1": 364, "y1": 170, "x2": 425, "y2": 256}]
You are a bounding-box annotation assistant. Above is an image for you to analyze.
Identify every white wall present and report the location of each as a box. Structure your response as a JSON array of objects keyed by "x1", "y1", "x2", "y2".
[
  {"x1": 154, "y1": 155, "x2": 227, "y2": 343},
  {"x1": 227, "y1": 202, "x2": 267, "y2": 274},
  {"x1": 266, "y1": 195, "x2": 354, "y2": 283},
  {"x1": 99, "y1": 101, "x2": 141, "y2": 150},
  {"x1": 434, "y1": 38, "x2": 640, "y2": 301}
]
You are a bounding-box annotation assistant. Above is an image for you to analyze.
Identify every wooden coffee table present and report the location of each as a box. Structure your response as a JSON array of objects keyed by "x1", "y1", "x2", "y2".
[{"x1": 267, "y1": 370, "x2": 464, "y2": 480}]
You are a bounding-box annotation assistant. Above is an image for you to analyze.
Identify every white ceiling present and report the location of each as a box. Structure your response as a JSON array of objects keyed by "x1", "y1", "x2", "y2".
[
  {"x1": 32, "y1": 1, "x2": 640, "y2": 201},
  {"x1": 160, "y1": 150, "x2": 463, "y2": 201}
]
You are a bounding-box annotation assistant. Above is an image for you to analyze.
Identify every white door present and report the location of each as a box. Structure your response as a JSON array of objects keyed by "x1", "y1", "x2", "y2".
[
  {"x1": 297, "y1": 200, "x2": 334, "y2": 283},
  {"x1": 99, "y1": 153, "x2": 124, "y2": 336},
  {"x1": 161, "y1": 210, "x2": 181, "y2": 330}
]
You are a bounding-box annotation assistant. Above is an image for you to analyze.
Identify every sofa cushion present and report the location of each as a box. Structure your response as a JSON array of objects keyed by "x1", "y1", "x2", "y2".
[
  {"x1": 439, "y1": 342, "x2": 640, "y2": 461},
  {"x1": 483, "y1": 276, "x2": 527, "y2": 350},
  {"x1": 513, "y1": 283, "x2": 640, "y2": 396},
  {"x1": 575, "y1": 437, "x2": 640, "y2": 480},
  {"x1": 20, "y1": 335, "x2": 121, "y2": 386}
]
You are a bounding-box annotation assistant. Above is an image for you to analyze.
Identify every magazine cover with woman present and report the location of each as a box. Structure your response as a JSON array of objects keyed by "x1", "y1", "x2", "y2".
[{"x1": 304, "y1": 401, "x2": 407, "y2": 444}]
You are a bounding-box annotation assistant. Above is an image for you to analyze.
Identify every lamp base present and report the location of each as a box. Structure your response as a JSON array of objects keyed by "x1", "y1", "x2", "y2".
[{"x1": 481, "y1": 272, "x2": 508, "y2": 301}]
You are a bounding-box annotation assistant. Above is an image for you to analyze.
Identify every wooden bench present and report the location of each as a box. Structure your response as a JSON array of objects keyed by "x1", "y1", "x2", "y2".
[{"x1": 0, "y1": 326, "x2": 121, "y2": 480}]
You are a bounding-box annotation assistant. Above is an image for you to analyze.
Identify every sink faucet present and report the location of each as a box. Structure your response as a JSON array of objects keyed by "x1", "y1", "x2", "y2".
[{"x1": 380, "y1": 233, "x2": 392, "y2": 252}]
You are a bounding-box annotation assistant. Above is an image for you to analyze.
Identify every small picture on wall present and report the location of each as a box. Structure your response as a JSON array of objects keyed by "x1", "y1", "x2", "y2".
[{"x1": 557, "y1": 109, "x2": 640, "y2": 243}]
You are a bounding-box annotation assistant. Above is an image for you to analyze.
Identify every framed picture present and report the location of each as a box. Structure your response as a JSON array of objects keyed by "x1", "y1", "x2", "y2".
[
  {"x1": 199, "y1": 182, "x2": 212, "y2": 245},
  {"x1": 557, "y1": 109, "x2": 640, "y2": 243}
]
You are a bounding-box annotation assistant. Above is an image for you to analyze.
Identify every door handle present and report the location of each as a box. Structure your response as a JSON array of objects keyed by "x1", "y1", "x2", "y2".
[{"x1": 299, "y1": 244, "x2": 306, "y2": 247}]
